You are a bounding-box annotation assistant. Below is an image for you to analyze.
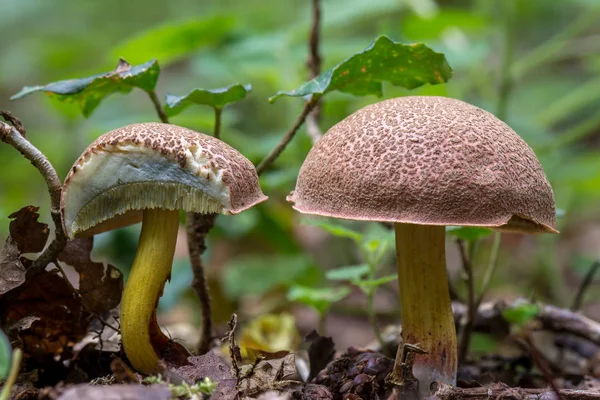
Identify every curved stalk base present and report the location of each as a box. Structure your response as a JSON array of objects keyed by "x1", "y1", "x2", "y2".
[
  {"x1": 388, "y1": 223, "x2": 457, "y2": 397},
  {"x1": 120, "y1": 208, "x2": 179, "y2": 374}
]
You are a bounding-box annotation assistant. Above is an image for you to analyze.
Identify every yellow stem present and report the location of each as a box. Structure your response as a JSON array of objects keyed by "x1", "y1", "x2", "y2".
[
  {"x1": 390, "y1": 223, "x2": 457, "y2": 395},
  {"x1": 120, "y1": 208, "x2": 179, "y2": 374}
]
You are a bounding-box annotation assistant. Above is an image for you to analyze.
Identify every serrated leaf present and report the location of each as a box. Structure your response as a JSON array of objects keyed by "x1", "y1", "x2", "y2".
[
  {"x1": 0, "y1": 329, "x2": 11, "y2": 380},
  {"x1": 301, "y1": 218, "x2": 363, "y2": 242},
  {"x1": 269, "y1": 35, "x2": 451, "y2": 102},
  {"x1": 111, "y1": 16, "x2": 237, "y2": 65},
  {"x1": 326, "y1": 264, "x2": 370, "y2": 281},
  {"x1": 445, "y1": 226, "x2": 492, "y2": 242},
  {"x1": 11, "y1": 59, "x2": 160, "y2": 117},
  {"x1": 165, "y1": 83, "x2": 251, "y2": 117},
  {"x1": 287, "y1": 285, "x2": 350, "y2": 314},
  {"x1": 502, "y1": 301, "x2": 540, "y2": 327}
]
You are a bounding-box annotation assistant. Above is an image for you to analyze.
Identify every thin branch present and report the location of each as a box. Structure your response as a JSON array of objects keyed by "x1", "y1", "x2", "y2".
[
  {"x1": 146, "y1": 90, "x2": 169, "y2": 123},
  {"x1": 213, "y1": 107, "x2": 223, "y2": 140},
  {"x1": 305, "y1": 0, "x2": 323, "y2": 144},
  {"x1": 520, "y1": 334, "x2": 565, "y2": 400},
  {"x1": 187, "y1": 212, "x2": 216, "y2": 355},
  {"x1": 0, "y1": 114, "x2": 67, "y2": 272},
  {"x1": 452, "y1": 299, "x2": 600, "y2": 347},
  {"x1": 456, "y1": 240, "x2": 475, "y2": 365},
  {"x1": 496, "y1": 0, "x2": 515, "y2": 122},
  {"x1": 256, "y1": 99, "x2": 318, "y2": 175},
  {"x1": 430, "y1": 382, "x2": 600, "y2": 399},
  {"x1": 571, "y1": 260, "x2": 600, "y2": 311}
]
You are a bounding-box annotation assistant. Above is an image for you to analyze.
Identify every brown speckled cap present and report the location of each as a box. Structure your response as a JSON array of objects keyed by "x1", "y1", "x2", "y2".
[
  {"x1": 288, "y1": 96, "x2": 557, "y2": 234},
  {"x1": 62, "y1": 122, "x2": 267, "y2": 238}
]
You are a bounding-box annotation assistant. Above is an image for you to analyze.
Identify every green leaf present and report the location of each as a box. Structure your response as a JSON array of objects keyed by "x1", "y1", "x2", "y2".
[
  {"x1": 269, "y1": 35, "x2": 452, "y2": 102},
  {"x1": 326, "y1": 264, "x2": 370, "y2": 281},
  {"x1": 445, "y1": 226, "x2": 492, "y2": 242},
  {"x1": 111, "y1": 16, "x2": 237, "y2": 65},
  {"x1": 287, "y1": 285, "x2": 350, "y2": 314},
  {"x1": 11, "y1": 59, "x2": 159, "y2": 117},
  {"x1": 0, "y1": 329, "x2": 11, "y2": 380},
  {"x1": 165, "y1": 83, "x2": 252, "y2": 117},
  {"x1": 502, "y1": 301, "x2": 540, "y2": 327},
  {"x1": 222, "y1": 255, "x2": 319, "y2": 299},
  {"x1": 301, "y1": 218, "x2": 363, "y2": 242},
  {"x1": 355, "y1": 274, "x2": 397, "y2": 290}
]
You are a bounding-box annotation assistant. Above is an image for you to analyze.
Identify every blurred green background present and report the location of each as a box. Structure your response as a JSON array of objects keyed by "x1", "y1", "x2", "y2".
[{"x1": 1, "y1": 0, "x2": 600, "y2": 348}]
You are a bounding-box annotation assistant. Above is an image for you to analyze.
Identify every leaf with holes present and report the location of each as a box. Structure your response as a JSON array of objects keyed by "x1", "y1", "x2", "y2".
[
  {"x1": 269, "y1": 35, "x2": 452, "y2": 102},
  {"x1": 165, "y1": 83, "x2": 251, "y2": 117},
  {"x1": 0, "y1": 206, "x2": 50, "y2": 296},
  {"x1": 11, "y1": 59, "x2": 160, "y2": 117},
  {"x1": 58, "y1": 237, "x2": 123, "y2": 314}
]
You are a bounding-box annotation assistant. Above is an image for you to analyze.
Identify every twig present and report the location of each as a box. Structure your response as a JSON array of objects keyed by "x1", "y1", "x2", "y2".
[
  {"x1": 146, "y1": 90, "x2": 169, "y2": 123},
  {"x1": 186, "y1": 212, "x2": 216, "y2": 354},
  {"x1": 496, "y1": 0, "x2": 515, "y2": 122},
  {"x1": 571, "y1": 260, "x2": 600, "y2": 311},
  {"x1": 429, "y1": 382, "x2": 600, "y2": 399},
  {"x1": 256, "y1": 98, "x2": 318, "y2": 175},
  {"x1": 222, "y1": 314, "x2": 242, "y2": 382},
  {"x1": 213, "y1": 107, "x2": 223, "y2": 140},
  {"x1": 456, "y1": 240, "x2": 475, "y2": 365},
  {"x1": 520, "y1": 334, "x2": 565, "y2": 400},
  {"x1": 0, "y1": 114, "x2": 67, "y2": 272},
  {"x1": 452, "y1": 299, "x2": 600, "y2": 347},
  {"x1": 305, "y1": 0, "x2": 323, "y2": 144}
]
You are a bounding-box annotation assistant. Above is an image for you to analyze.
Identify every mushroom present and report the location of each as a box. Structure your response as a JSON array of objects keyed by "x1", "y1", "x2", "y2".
[
  {"x1": 287, "y1": 96, "x2": 557, "y2": 395},
  {"x1": 61, "y1": 122, "x2": 267, "y2": 374}
]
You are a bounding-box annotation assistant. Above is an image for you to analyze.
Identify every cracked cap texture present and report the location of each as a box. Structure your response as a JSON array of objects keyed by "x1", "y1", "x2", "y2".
[
  {"x1": 62, "y1": 122, "x2": 267, "y2": 238},
  {"x1": 288, "y1": 96, "x2": 557, "y2": 233}
]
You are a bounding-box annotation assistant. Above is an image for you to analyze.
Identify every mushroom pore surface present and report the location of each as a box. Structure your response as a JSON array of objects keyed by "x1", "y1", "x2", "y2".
[
  {"x1": 62, "y1": 122, "x2": 267, "y2": 238},
  {"x1": 288, "y1": 96, "x2": 556, "y2": 233}
]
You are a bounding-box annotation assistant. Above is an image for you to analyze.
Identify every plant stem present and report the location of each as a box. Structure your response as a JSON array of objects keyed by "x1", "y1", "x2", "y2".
[
  {"x1": 305, "y1": 0, "x2": 323, "y2": 144},
  {"x1": 147, "y1": 90, "x2": 169, "y2": 123},
  {"x1": 475, "y1": 232, "x2": 501, "y2": 308},
  {"x1": 0, "y1": 116, "x2": 67, "y2": 272},
  {"x1": 367, "y1": 288, "x2": 384, "y2": 347},
  {"x1": 496, "y1": 0, "x2": 515, "y2": 122},
  {"x1": 0, "y1": 349, "x2": 22, "y2": 400},
  {"x1": 256, "y1": 99, "x2": 318, "y2": 175},
  {"x1": 213, "y1": 107, "x2": 222, "y2": 139},
  {"x1": 389, "y1": 223, "x2": 456, "y2": 397},
  {"x1": 571, "y1": 260, "x2": 600, "y2": 311},
  {"x1": 318, "y1": 311, "x2": 327, "y2": 335}
]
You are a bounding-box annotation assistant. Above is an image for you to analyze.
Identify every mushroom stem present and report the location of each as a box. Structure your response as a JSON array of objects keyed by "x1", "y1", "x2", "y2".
[
  {"x1": 120, "y1": 208, "x2": 179, "y2": 374},
  {"x1": 388, "y1": 223, "x2": 457, "y2": 396}
]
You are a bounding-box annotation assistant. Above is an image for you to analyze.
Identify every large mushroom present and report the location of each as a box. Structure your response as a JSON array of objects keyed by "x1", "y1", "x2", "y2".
[
  {"x1": 61, "y1": 122, "x2": 267, "y2": 374},
  {"x1": 287, "y1": 96, "x2": 557, "y2": 395}
]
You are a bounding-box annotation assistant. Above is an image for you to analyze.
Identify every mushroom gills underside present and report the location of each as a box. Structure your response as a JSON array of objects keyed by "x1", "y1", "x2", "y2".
[
  {"x1": 63, "y1": 149, "x2": 230, "y2": 237},
  {"x1": 70, "y1": 182, "x2": 223, "y2": 236}
]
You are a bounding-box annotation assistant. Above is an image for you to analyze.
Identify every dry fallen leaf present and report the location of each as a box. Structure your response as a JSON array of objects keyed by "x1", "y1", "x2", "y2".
[
  {"x1": 57, "y1": 237, "x2": 123, "y2": 314},
  {"x1": 8, "y1": 206, "x2": 49, "y2": 254}
]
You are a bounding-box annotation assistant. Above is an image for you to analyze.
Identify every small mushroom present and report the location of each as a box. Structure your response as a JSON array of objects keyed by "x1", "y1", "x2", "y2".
[
  {"x1": 61, "y1": 122, "x2": 267, "y2": 374},
  {"x1": 287, "y1": 96, "x2": 557, "y2": 395}
]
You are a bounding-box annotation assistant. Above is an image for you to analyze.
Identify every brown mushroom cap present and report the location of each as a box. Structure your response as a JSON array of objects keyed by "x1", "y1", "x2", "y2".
[
  {"x1": 62, "y1": 122, "x2": 267, "y2": 238},
  {"x1": 288, "y1": 96, "x2": 557, "y2": 233}
]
